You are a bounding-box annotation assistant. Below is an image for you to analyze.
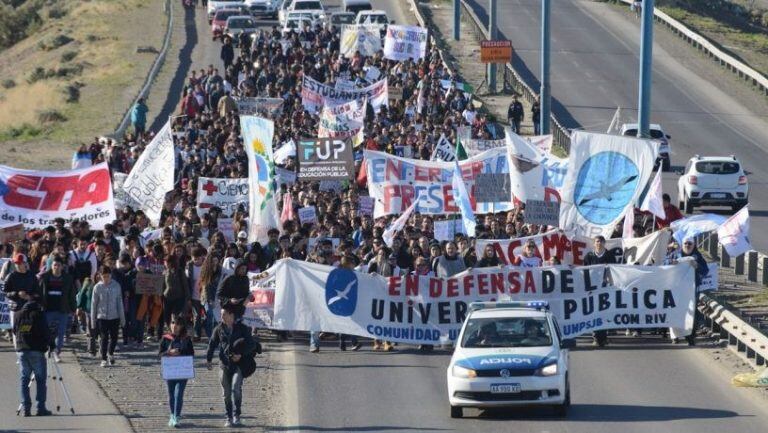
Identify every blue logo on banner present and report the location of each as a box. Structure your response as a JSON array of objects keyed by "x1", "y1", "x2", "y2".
[
  {"x1": 325, "y1": 268, "x2": 358, "y2": 317},
  {"x1": 574, "y1": 151, "x2": 639, "y2": 225}
]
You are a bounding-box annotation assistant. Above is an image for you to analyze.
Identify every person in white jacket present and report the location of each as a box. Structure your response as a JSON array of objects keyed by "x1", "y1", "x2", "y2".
[{"x1": 90, "y1": 266, "x2": 125, "y2": 367}]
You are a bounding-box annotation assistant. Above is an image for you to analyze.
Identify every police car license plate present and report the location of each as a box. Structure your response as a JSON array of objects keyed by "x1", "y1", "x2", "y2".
[
  {"x1": 711, "y1": 193, "x2": 726, "y2": 198},
  {"x1": 490, "y1": 383, "x2": 521, "y2": 394}
]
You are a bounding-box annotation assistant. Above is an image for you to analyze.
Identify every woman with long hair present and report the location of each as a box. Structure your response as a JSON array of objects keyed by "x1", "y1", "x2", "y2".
[
  {"x1": 159, "y1": 314, "x2": 194, "y2": 428},
  {"x1": 199, "y1": 253, "x2": 223, "y2": 338}
]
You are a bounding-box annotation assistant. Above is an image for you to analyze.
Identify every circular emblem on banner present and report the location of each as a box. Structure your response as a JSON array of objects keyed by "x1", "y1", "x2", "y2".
[{"x1": 574, "y1": 151, "x2": 639, "y2": 225}]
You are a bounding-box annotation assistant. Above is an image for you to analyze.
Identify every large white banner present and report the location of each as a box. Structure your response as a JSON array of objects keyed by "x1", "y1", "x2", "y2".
[
  {"x1": 341, "y1": 24, "x2": 382, "y2": 58},
  {"x1": 318, "y1": 98, "x2": 365, "y2": 147},
  {"x1": 559, "y1": 131, "x2": 658, "y2": 237},
  {"x1": 0, "y1": 162, "x2": 116, "y2": 229},
  {"x1": 301, "y1": 76, "x2": 388, "y2": 113},
  {"x1": 363, "y1": 148, "x2": 513, "y2": 218},
  {"x1": 272, "y1": 259, "x2": 696, "y2": 344},
  {"x1": 240, "y1": 115, "x2": 279, "y2": 243},
  {"x1": 383, "y1": 25, "x2": 428, "y2": 61},
  {"x1": 506, "y1": 128, "x2": 567, "y2": 205},
  {"x1": 197, "y1": 177, "x2": 248, "y2": 216},
  {"x1": 475, "y1": 229, "x2": 670, "y2": 266},
  {"x1": 122, "y1": 121, "x2": 174, "y2": 225}
]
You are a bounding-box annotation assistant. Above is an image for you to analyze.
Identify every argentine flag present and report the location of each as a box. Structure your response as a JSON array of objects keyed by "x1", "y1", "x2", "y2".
[{"x1": 451, "y1": 162, "x2": 476, "y2": 237}]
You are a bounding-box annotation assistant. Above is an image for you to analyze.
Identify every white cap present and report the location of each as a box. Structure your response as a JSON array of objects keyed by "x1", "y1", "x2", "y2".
[{"x1": 237, "y1": 231, "x2": 248, "y2": 239}]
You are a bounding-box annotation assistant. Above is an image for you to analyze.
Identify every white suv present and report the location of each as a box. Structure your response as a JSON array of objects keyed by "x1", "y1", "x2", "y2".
[
  {"x1": 677, "y1": 155, "x2": 748, "y2": 214},
  {"x1": 447, "y1": 302, "x2": 572, "y2": 419},
  {"x1": 620, "y1": 123, "x2": 671, "y2": 171}
]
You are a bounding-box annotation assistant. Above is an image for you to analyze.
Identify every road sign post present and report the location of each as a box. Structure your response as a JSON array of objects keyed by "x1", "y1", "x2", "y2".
[
  {"x1": 638, "y1": 0, "x2": 655, "y2": 138},
  {"x1": 487, "y1": 0, "x2": 498, "y2": 94},
  {"x1": 453, "y1": 0, "x2": 460, "y2": 41},
  {"x1": 540, "y1": 0, "x2": 551, "y2": 135}
]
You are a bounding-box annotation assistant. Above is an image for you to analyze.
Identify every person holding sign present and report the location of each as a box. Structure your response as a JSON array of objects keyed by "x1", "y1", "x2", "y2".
[
  {"x1": 206, "y1": 304, "x2": 258, "y2": 428},
  {"x1": 159, "y1": 315, "x2": 194, "y2": 428}
]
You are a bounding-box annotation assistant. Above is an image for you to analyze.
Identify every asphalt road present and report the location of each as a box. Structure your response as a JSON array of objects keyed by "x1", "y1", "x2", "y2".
[
  {"x1": 464, "y1": 0, "x2": 768, "y2": 250},
  {"x1": 283, "y1": 336, "x2": 768, "y2": 433}
]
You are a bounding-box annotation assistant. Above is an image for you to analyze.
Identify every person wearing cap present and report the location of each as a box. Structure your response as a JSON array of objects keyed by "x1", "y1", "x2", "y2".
[
  {"x1": 39, "y1": 257, "x2": 77, "y2": 363},
  {"x1": 13, "y1": 289, "x2": 54, "y2": 417},
  {"x1": 583, "y1": 235, "x2": 618, "y2": 347},
  {"x1": 4, "y1": 254, "x2": 40, "y2": 343},
  {"x1": 236, "y1": 231, "x2": 249, "y2": 249},
  {"x1": 673, "y1": 237, "x2": 709, "y2": 346}
]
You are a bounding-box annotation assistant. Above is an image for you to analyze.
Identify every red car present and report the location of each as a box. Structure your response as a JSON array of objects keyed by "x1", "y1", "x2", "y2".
[{"x1": 211, "y1": 9, "x2": 243, "y2": 40}]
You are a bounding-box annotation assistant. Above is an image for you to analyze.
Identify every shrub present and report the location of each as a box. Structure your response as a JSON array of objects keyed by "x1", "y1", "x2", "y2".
[
  {"x1": 62, "y1": 84, "x2": 80, "y2": 103},
  {"x1": 1, "y1": 79, "x2": 15, "y2": 89},
  {"x1": 48, "y1": 4, "x2": 67, "y2": 19},
  {"x1": 60, "y1": 50, "x2": 78, "y2": 62},
  {"x1": 55, "y1": 63, "x2": 83, "y2": 78},
  {"x1": 27, "y1": 66, "x2": 48, "y2": 83},
  {"x1": 38, "y1": 34, "x2": 73, "y2": 51},
  {"x1": 37, "y1": 109, "x2": 67, "y2": 124}
]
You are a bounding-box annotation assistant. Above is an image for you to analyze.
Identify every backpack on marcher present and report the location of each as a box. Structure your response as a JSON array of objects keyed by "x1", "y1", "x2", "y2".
[{"x1": 72, "y1": 251, "x2": 93, "y2": 283}]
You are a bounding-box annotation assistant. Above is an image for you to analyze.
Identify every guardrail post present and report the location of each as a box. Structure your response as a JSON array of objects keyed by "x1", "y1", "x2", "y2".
[
  {"x1": 453, "y1": 0, "x2": 460, "y2": 41},
  {"x1": 747, "y1": 251, "x2": 758, "y2": 282},
  {"x1": 708, "y1": 233, "x2": 718, "y2": 259},
  {"x1": 487, "y1": 0, "x2": 498, "y2": 94},
  {"x1": 735, "y1": 254, "x2": 745, "y2": 275},
  {"x1": 762, "y1": 256, "x2": 768, "y2": 286},
  {"x1": 720, "y1": 246, "x2": 730, "y2": 268}
]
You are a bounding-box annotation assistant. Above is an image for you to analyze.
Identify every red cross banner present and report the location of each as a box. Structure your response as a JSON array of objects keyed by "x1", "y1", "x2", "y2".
[{"x1": 196, "y1": 176, "x2": 249, "y2": 216}]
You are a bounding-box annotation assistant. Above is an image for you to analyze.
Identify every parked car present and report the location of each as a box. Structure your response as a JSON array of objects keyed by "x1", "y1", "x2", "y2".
[
  {"x1": 279, "y1": 0, "x2": 326, "y2": 25},
  {"x1": 211, "y1": 8, "x2": 246, "y2": 39},
  {"x1": 207, "y1": 0, "x2": 248, "y2": 23},
  {"x1": 225, "y1": 16, "x2": 259, "y2": 45},
  {"x1": 620, "y1": 123, "x2": 671, "y2": 171},
  {"x1": 677, "y1": 155, "x2": 748, "y2": 214},
  {"x1": 329, "y1": 11, "x2": 357, "y2": 26},
  {"x1": 246, "y1": 0, "x2": 283, "y2": 18}
]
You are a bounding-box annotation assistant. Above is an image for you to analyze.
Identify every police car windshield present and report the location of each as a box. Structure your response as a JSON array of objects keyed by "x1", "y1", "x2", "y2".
[{"x1": 461, "y1": 317, "x2": 552, "y2": 348}]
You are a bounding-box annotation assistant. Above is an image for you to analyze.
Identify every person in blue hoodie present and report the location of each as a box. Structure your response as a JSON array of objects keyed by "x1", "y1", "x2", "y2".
[{"x1": 131, "y1": 98, "x2": 148, "y2": 136}]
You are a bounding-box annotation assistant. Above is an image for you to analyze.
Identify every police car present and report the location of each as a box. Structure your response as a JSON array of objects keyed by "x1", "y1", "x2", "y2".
[{"x1": 446, "y1": 302, "x2": 574, "y2": 418}]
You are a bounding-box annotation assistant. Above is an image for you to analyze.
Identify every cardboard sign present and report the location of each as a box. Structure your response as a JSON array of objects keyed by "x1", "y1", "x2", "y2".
[
  {"x1": 434, "y1": 219, "x2": 464, "y2": 241},
  {"x1": 0, "y1": 223, "x2": 24, "y2": 243},
  {"x1": 319, "y1": 180, "x2": 345, "y2": 192},
  {"x1": 388, "y1": 86, "x2": 403, "y2": 101},
  {"x1": 358, "y1": 196, "x2": 374, "y2": 216},
  {"x1": 474, "y1": 173, "x2": 511, "y2": 202},
  {"x1": 161, "y1": 356, "x2": 195, "y2": 380},
  {"x1": 298, "y1": 206, "x2": 318, "y2": 225},
  {"x1": 218, "y1": 217, "x2": 235, "y2": 242},
  {"x1": 480, "y1": 40, "x2": 512, "y2": 63},
  {"x1": 524, "y1": 199, "x2": 560, "y2": 227},
  {"x1": 135, "y1": 273, "x2": 164, "y2": 295}
]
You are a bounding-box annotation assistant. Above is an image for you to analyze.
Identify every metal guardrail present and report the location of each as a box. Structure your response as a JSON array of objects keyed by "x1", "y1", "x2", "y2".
[
  {"x1": 114, "y1": 0, "x2": 174, "y2": 138},
  {"x1": 458, "y1": 0, "x2": 572, "y2": 152},
  {"x1": 407, "y1": 0, "x2": 456, "y2": 77},
  {"x1": 616, "y1": 0, "x2": 768, "y2": 96},
  {"x1": 700, "y1": 294, "x2": 768, "y2": 368},
  {"x1": 697, "y1": 232, "x2": 768, "y2": 287}
]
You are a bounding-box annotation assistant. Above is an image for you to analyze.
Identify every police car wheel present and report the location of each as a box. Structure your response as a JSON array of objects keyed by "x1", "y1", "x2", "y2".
[
  {"x1": 554, "y1": 377, "x2": 571, "y2": 417},
  {"x1": 450, "y1": 406, "x2": 463, "y2": 419}
]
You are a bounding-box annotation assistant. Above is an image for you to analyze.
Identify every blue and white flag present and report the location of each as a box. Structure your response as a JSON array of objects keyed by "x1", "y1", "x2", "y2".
[
  {"x1": 451, "y1": 162, "x2": 476, "y2": 237},
  {"x1": 559, "y1": 131, "x2": 658, "y2": 237},
  {"x1": 717, "y1": 206, "x2": 751, "y2": 256},
  {"x1": 382, "y1": 198, "x2": 419, "y2": 248},
  {"x1": 671, "y1": 213, "x2": 727, "y2": 244}
]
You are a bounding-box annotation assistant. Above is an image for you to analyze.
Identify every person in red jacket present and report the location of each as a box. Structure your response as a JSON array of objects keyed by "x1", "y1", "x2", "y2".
[{"x1": 656, "y1": 194, "x2": 684, "y2": 229}]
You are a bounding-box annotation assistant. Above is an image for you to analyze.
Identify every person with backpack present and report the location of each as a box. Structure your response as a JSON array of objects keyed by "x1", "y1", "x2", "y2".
[
  {"x1": 159, "y1": 314, "x2": 194, "y2": 428},
  {"x1": 39, "y1": 258, "x2": 77, "y2": 363},
  {"x1": 4, "y1": 254, "x2": 40, "y2": 345},
  {"x1": 76, "y1": 276, "x2": 97, "y2": 356},
  {"x1": 69, "y1": 238, "x2": 97, "y2": 288},
  {"x1": 206, "y1": 304, "x2": 259, "y2": 427},
  {"x1": 13, "y1": 290, "x2": 54, "y2": 417},
  {"x1": 91, "y1": 265, "x2": 126, "y2": 367}
]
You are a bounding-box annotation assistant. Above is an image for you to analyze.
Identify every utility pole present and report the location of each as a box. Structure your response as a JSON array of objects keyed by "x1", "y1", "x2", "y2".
[
  {"x1": 487, "y1": 0, "x2": 498, "y2": 94},
  {"x1": 453, "y1": 0, "x2": 460, "y2": 41},
  {"x1": 540, "y1": 0, "x2": 551, "y2": 135},
  {"x1": 638, "y1": 0, "x2": 654, "y2": 138}
]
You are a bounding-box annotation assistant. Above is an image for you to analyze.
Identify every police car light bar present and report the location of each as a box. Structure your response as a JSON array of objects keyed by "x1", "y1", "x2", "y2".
[{"x1": 469, "y1": 301, "x2": 549, "y2": 311}]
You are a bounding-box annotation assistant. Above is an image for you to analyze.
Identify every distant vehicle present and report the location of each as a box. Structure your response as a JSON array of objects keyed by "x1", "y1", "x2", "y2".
[
  {"x1": 207, "y1": 0, "x2": 248, "y2": 23},
  {"x1": 211, "y1": 8, "x2": 246, "y2": 39},
  {"x1": 620, "y1": 123, "x2": 671, "y2": 171},
  {"x1": 278, "y1": 0, "x2": 326, "y2": 25},
  {"x1": 246, "y1": 0, "x2": 282, "y2": 18},
  {"x1": 225, "y1": 16, "x2": 259, "y2": 45},
  {"x1": 329, "y1": 11, "x2": 357, "y2": 26},
  {"x1": 677, "y1": 155, "x2": 749, "y2": 214},
  {"x1": 355, "y1": 9, "x2": 390, "y2": 26},
  {"x1": 281, "y1": 17, "x2": 313, "y2": 35},
  {"x1": 342, "y1": 0, "x2": 373, "y2": 15},
  {"x1": 447, "y1": 302, "x2": 572, "y2": 419}
]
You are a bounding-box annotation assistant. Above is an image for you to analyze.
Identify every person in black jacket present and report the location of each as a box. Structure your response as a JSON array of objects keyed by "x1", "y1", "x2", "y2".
[
  {"x1": 39, "y1": 258, "x2": 76, "y2": 363},
  {"x1": 206, "y1": 305, "x2": 257, "y2": 428},
  {"x1": 583, "y1": 236, "x2": 617, "y2": 347},
  {"x1": 13, "y1": 291, "x2": 54, "y2": 417},
  {"x1": 4, "y1": 254, "x2": 40, "y2": 344},
  {"x1": 220, "y1": 38, "x2": 235, "y2": 71},
  {"x1": 216, "y1": 262, "x2": 253, "y2": 316},
  {"x1": 159, "y1": 315, "x2": 195, "y2": 428},
  {"x1": 507, "y1": 95, "x2": 524, "y2": 134}
]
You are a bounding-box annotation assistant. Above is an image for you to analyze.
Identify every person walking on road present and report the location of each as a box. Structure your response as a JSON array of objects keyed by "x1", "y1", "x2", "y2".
[
  {"x1": 675, "y1": 237, "x2": 709, "y2": 346},
  {"x1": 160, "y1": 314, "x2": 195, "y2": 428},
  {"x1": 206, "y1": 305, "x2": 258, "y2": 428},
  {"x1": 4, "y1": 254, "x2": 40, "y2": 345},
  {"x1": 583, "y1": 236, "x2": 617, "y2": 347},
  {"x1": 39, "y1": 258, "x2": 77, "y2": 363},
  {"x1": 13, "y1": 290, "x2": 54, "y2": 417},
  {"x1": 221, "y1": 37, "x2": 235, "y2": 71},
  {"x1": 131, "y1": 98, "x2": 149, "y2": 136},
  {"x1": 507, "y1": 95, "x2": 525, "y2": 134},
  {"x1": 91, "y1": 266, "x2": 126, "y2": 367},
  {"x1": 531, "y1": 96, "x2": 541, "y2": 135}
]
